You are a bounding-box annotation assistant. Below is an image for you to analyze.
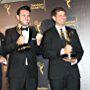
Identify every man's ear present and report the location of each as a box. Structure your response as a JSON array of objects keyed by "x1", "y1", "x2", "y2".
[
  {"x1": 16, "y1": 15, "x2": 19, "y2": 20},
  {"x1": 52, "y1": 16, "x2": 56, "y2": 21}
]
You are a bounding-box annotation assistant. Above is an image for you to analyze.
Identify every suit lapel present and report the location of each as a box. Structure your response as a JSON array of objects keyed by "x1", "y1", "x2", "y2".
[
  {"x1": 51, "y1": 26, "x2": 66, "y2": 47},
  {"x1": 12, "y1": 27, "x2": 20, "y2": 42},
  {"x1": 28, "y1": 27, "x2": 33, "y2": 43}
]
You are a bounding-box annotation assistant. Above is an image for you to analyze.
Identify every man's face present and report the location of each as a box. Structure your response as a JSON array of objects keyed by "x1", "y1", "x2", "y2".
[
  {"x1": 17, "y1": 10, "x2": 30, "y2": 27},
  {"x1": 53, "y1": 11, "x2": 67, "y2": 26}
]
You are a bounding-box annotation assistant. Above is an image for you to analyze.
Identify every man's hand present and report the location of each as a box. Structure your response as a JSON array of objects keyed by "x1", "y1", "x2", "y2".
[
  {"x1": 63, "y1": 58, "x2": 77, "y2": 65},
  {"x1": 16, "y1": 35, "x2": 25, "y2": 45},
  {"x1": 64, "y1": 44, "x2": 72, "y2": 54},
  {"x1": 70, "y1": 58, "x2": 77, "y2": 63},
  {"x1": 0, "y1": 56, "x2": 6, "y2": 63},
  {"x1": 36, "y1": 33, "x2": 43, "y2": 46},
  {"x1": 63, "y1": 58, "x2": 70, "y2": 62}
]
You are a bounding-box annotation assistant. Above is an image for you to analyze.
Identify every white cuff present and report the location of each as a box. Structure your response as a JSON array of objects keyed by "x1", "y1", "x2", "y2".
[
  {"x1": 60, "y1": 48, "x2": 65, "y2": 55},
  {"x1": 71, "y1": 59, "x2": 77, "y2": 65}
]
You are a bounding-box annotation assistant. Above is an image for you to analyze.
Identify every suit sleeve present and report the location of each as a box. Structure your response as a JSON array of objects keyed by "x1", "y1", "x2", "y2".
[
  {"x1": 4, "y1": 29, "x2": 18, "y2": 54},
  {"x1": 71, "y1": 29, "x2": 84, "y2": 62},
  {"x1": 30, "y1": 26, "x2": 39, "y2": 55},
  {"x1": 42, "y1": 32, "x2": 60, "y2": 60}
]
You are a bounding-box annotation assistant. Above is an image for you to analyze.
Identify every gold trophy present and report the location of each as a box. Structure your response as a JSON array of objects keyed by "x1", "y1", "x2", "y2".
[
  {"x1": 34, "y1": 20, "x2": 41, "y2": 33},
  {"x1": 34, "y1": 20, "x2": 43, "y2": 46},
  {"x1": 61, "y1": 30, "x2": 76, "y2": 60},
  {"x1": 16, "y1": 24, "x2": 31, "y2": 51}
]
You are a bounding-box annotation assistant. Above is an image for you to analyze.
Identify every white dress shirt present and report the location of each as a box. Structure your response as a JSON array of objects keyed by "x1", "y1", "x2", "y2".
[{"x1": 22, "y1": 28, "x2": 29, "y2": 65}]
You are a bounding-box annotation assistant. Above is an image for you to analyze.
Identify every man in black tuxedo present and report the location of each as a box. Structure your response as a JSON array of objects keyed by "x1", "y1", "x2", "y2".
[
  {"x1": 42, "y1": 7, "x2": 84, "y2": 90},
  {"x1": 4, "y1": 6, "x2": 38, "y2": 90}
]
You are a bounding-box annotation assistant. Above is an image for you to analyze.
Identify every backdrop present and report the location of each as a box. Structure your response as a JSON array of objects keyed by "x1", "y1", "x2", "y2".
[{"x1": 0, "y1": 0, "x2": 89, "y2": 90}]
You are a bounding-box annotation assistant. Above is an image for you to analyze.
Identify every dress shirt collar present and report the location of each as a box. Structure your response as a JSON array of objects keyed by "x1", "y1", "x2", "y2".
[
  {"x1": 55, "y1": 24, "x2": 66, "y2": 31},
  {"x1": 55, "y1": 24, "x2": 67, "y2": 39}
]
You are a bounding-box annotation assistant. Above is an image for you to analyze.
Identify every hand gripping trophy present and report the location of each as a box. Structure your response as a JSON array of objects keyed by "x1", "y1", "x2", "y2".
[
  {"x1": 34, "y1": 20, "x2": 43, "y2": 46},
  {"x1": 16, "y1": 24, "x2": 31, "y2": 51},
  {"x1": 61, "y1": 30, "x2": 76, "y2": 61}
]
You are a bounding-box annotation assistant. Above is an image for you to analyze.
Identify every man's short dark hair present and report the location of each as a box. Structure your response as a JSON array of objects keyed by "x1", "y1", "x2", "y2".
[
  {"x1": 51, "y1": 7, "x2": 66, "y2": 17},
  {"x1": 17, "y1": 5, "x2": 31, "y2": 15}
]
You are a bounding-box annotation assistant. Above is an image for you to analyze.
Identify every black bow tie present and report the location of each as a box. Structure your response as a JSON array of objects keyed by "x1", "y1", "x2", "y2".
[{"x1": 21, "y1": 27, "x2": 28, "y2": 31}]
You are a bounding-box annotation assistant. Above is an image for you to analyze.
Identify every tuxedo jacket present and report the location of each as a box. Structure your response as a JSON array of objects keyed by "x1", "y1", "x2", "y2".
[
  {"x1": 5, "y1": 26, "x2": 38, "y2": 79},
  {"x1": 42, "y1": 26, "x2": 84, "y2": 79}
]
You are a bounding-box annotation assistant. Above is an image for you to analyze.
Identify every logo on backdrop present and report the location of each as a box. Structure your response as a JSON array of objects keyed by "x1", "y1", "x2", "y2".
[
  {"x1": 30, "y1": 0, "x2": 46, "y2": 11},
  {"x1": 65, "y1": 0, "x2": 71, "y2": 9},
  {"x1": 4, "y1": 4, "x2": 11, "y2": 15}
]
